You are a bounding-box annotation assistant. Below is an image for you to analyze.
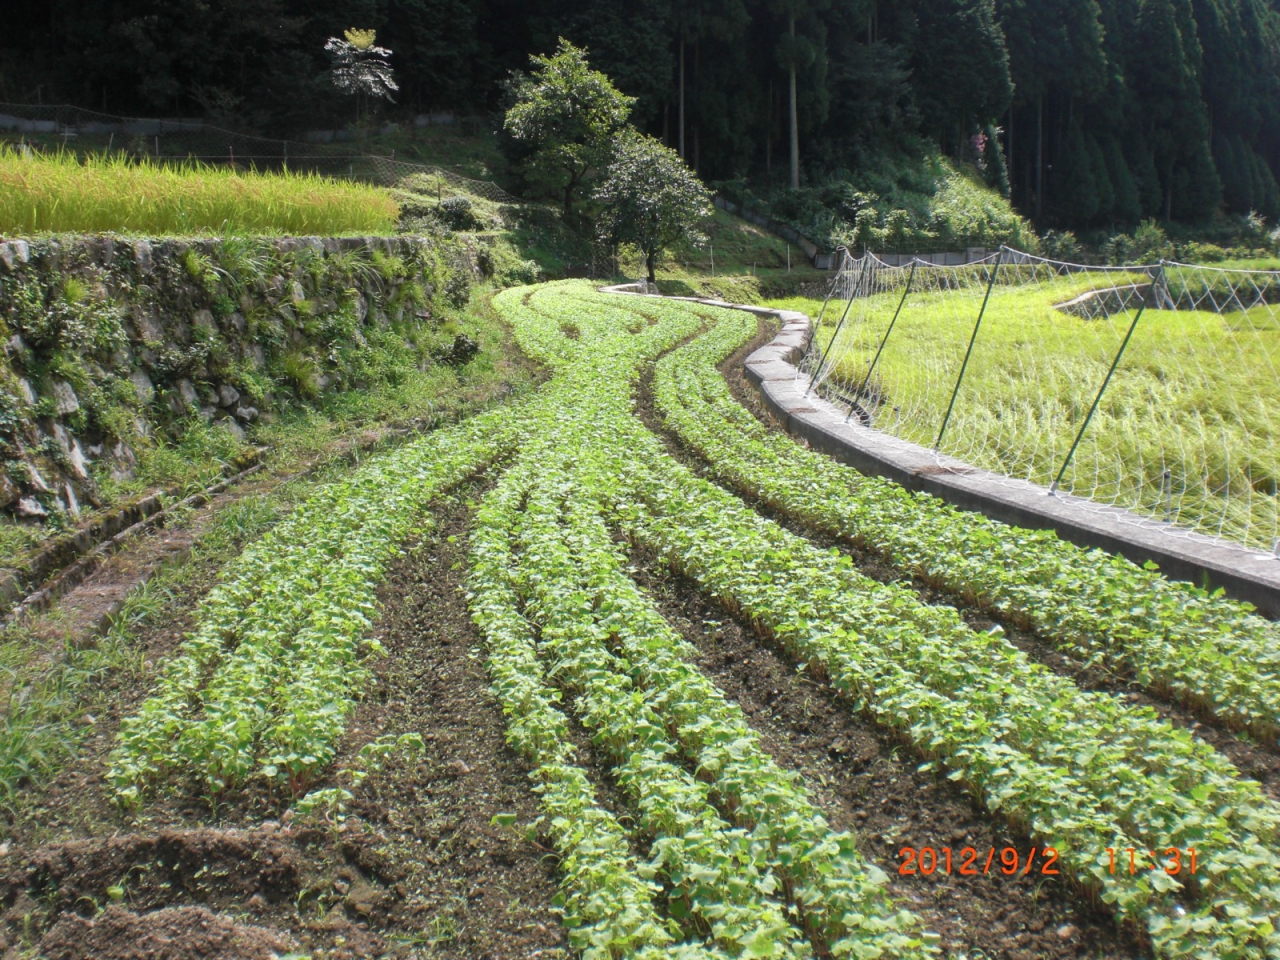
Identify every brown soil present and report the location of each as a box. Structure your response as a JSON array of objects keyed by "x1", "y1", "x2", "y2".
[
  {"x1": 37, "y1": 906, "x2": 290, "y2": 960},
  {"x1": 331, "y1": 480, "x2": 568, "y2": 958},
  {"x1": 631, "y1": 553, "x2": 1149, "y2": 960},
  {"x1": 0, "y1": 480, "x2": 563, "y2": 960}
]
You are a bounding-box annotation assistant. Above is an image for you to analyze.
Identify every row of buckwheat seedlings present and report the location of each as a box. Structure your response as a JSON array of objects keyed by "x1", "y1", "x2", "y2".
[
  {"x1": 109, "y1": 401, "x2": 528, "y2": 804},
  {"x1": 597, "y1": 404, "x2": 1280, "y2": 960}
]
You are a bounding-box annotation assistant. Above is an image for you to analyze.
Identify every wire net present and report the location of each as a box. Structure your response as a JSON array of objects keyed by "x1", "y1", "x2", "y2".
[
  {"x1": 0, "y1": 101, "x2": 519, "y2": 202},
  {"x1": 801, "y1": 248, "x2": 1280, "y2": 553}
]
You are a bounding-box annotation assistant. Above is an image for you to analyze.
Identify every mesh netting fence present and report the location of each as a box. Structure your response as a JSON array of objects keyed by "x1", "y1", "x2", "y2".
[{"x1": 800, "y1": 247, "x2": 1280, "y2": 553}]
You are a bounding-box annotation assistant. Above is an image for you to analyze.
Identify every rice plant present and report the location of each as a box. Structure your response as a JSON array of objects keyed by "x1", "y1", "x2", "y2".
[{"x1": 0, "y1": 147, "x2": 399, "y2": 236}]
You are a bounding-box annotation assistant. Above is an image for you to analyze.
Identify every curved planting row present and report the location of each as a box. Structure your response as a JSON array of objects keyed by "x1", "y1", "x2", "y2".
[
  {"x1": 546, "y1": 287, "x2": 1280, "y2": 956},
  {"x1": 468, "y1": 283, "x2": 931, "y2": 957},
  {"x1": 107, "y1": 402, "x2": 528, "y2": 804},
  {"x1": 616, "y1": 289, "x2": 1280, "y2": 747}
]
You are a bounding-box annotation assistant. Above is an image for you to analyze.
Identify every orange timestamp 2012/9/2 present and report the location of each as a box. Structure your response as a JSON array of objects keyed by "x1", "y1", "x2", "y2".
[
  {"x1": 897, "y1": 845, "x2": 1203, "y2": 878},
  {"x1": 897, "y1": 846, "x2": 1059, "y2": 877}
]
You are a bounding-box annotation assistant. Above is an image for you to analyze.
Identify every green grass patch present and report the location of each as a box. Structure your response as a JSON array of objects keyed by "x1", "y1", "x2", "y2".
[
  {"x1": 621, "y1": 208, "x2": 826, "y2": 302},
  {"x1": 0, "y1": 148, "x2": 399, "y2": 236}
]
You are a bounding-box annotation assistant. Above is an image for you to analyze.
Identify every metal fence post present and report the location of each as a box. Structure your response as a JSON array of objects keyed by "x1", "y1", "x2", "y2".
[
  {"x1": 806, "y1": 254, "x2": 868, "y2": 397},
  {"x1": 1050, "y1": 263, "x2": 1164, "y2": 496},
  {"x1": 796, "y1": 247, "x2": 848, "y2": 380},
  {"x1": 848, "y1": 260, "x2": 917, "y2": 422},
  {"x1": 935, "y1": 252, "x2": 1004, "y2": 452},
  {"x1": 811, "y1": 247, "x2": 849, "y2": 330}
]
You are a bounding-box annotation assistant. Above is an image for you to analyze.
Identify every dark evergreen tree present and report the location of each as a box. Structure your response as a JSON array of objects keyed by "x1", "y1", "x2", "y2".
[
  {"x1": 1170, "y1": 139, "x2": 1223, "y2": 221},
  {"x1": 1127, "y1": 0, "x2": 1213, "y2": 218},
  {"x1": 911, "y1": 0, "x2": 1013, "y2": 154},
  {"x1": 1085, "y1": 132, "x2": 1115, "y2": 225},
  {"x1": 1050, "y1": 121, "x2": 1099, "y2": 225},
  {"x1": 1103, "y1": 136, "x2": 1143, "y2": 225},
  {"x1": 996, "y1": 0, "x2": 1106, "y2": 214},
  {"x1": 770, "y1": 0, "x2": 832, "y2": 188},
  {"x1": 1216, "y1": 134, "x2": 1254, "y2": 213},
  {"x1": 1127, "y1": 137, "x2": 1167, "y2": 218},
  {"x1": 567, "y1": 0, "x2": 674, "y2": 126},
  {"x1": 384, "y1": 0, "x2": 482, "y2": 114},
  {"x1": 1248, "y1": 149, "x2": 1280, "y2": 219}
]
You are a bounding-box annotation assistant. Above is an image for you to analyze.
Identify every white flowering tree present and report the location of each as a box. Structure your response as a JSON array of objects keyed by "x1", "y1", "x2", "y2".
[{"x1": 325, "y1": 28, "x2": 398, "y2": 129}]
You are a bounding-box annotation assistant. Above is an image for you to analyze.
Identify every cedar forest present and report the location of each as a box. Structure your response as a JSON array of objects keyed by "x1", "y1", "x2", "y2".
[{"x1": 4, "y1": 0, "x2": 1280, "y2": 234}]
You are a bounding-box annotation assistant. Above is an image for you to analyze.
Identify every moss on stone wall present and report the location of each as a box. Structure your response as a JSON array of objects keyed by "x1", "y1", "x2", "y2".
[{"x1": 0, "y1": 233, "x2": 481, "y2": 524}]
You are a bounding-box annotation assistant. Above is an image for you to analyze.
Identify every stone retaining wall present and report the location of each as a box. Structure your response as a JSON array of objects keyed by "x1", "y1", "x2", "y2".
[{"x1": 0, "y1": 233, "x2": 478, "y2": 523}]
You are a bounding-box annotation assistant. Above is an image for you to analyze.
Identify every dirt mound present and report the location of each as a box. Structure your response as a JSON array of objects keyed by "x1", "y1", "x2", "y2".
[
  {"x1": 37, "y1": 905, "x2": 290, "y2": 960},
  {"x1": 0, "y1": 827, "x2": 299, "y2": 914}
]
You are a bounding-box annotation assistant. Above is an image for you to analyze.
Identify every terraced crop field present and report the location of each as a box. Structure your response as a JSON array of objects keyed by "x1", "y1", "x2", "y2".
[{"x1": 3, "y1": 281, "x2": 1278, "y2": 960}]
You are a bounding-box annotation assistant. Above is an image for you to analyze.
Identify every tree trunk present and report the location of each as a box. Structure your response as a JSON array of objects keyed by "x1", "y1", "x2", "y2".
[
  {"x1": 1035, "y1": 95, "x2": 1044, "y2": 220},
  {"x1": 789, "y1": 14, "x2": 800, "y2": 191},
  {"x1": 766, "y1": 79, "x2": 774, "y2": 175},
  {"x1": 646, "y1": 249, "x2": 657, "y2": 283},
  {"x1": 693, "y1": 40, "x2": 701, "y2": 172},
  {"x1": 1007, "y1": 106, "x2": 1014, "y2": 197},
  {"x1": 678, "y1": 35, "x2": 686, "y2": 159}
]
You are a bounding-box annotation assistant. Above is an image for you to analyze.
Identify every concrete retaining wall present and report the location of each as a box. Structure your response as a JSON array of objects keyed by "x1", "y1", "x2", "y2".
[
  {"x1": 743, "y1": 312, "x2": 1280, "y2": 618},
  {"x1": 603, "y1": 281, "x2": 1280, "y2": 616}
]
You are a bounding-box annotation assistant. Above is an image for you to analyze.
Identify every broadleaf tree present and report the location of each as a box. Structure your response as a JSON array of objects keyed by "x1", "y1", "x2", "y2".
[
  {"x1": 504, "y1": 38, "x2": 635, "y2": 218},
  {"x1": 594, "y1": 131, "x2": 713, "y2": 283}
]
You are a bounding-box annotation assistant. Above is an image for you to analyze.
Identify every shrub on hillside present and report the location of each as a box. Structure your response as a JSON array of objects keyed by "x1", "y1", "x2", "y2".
[
  {"x1": 719, "y1": 152, "x2": 1037, "y2": 255},
  {"x1": 438, "y1": 196, "x2": 478, "y2": 230},
  {"x1": 1040, "y1": 231, "x2": 1082, "y2": 262}
]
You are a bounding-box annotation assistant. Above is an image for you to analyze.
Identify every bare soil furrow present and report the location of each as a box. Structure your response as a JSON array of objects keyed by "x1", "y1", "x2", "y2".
[{"x1": 628, "y1": 550, "x2": 1148, "y2": 960}]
